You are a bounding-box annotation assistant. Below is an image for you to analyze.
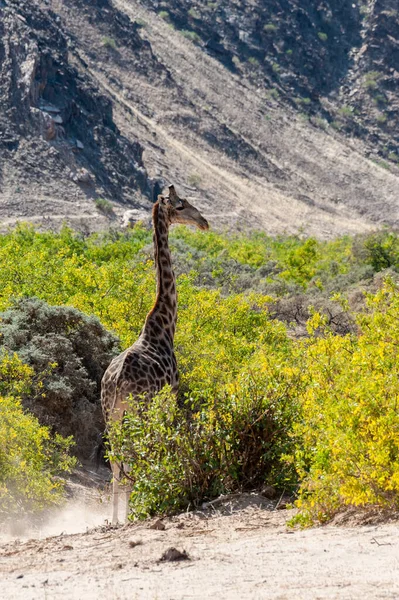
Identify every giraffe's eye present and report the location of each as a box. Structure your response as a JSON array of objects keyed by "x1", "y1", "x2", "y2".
[{"x1": 175, "y1": 205, "x2": 185, "y2": 211}]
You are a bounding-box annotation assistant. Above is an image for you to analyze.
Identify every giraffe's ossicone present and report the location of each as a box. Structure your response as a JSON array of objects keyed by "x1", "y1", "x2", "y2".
[{"x1": 101, "y1": 185, "x2": 209, "y2": 525}]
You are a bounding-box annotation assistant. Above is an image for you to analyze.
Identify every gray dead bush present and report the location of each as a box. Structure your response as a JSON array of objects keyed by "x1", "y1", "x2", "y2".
[{"x1": 0, "y1": 297, "x2": 120, "y2": 458}]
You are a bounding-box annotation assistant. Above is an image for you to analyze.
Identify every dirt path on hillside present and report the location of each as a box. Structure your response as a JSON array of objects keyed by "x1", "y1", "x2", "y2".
[{"x1": 1, "y1": 490, "x2": 398, "y2": 600}]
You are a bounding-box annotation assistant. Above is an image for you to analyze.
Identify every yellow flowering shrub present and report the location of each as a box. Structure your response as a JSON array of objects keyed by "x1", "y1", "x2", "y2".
[
  {"x1": 291, "y1": 280, "x2": 399, "y2": 524},
  {"x1": 0, "y1": 353, "x2": 75, "y2": 520}
]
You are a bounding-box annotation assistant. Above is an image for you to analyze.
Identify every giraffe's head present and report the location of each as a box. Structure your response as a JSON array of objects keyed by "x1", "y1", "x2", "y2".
[{"x1": 161, "y1": 185, "x2": 209, "y2": 230}]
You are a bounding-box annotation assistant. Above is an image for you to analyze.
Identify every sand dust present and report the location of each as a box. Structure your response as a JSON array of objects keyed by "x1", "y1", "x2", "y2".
[{"x1": 0, "y1": 484, "x2": 398, "y2": 600}]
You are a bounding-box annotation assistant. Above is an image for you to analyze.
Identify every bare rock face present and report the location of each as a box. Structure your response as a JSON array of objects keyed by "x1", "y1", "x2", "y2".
[
  {"x1": 30, "y1": 108, "x2": 57, "y2": 141},
  {"x1": 0, "y1": 0, "x2": 155, "y2": 216},
  {"x1": 139, "y1": 0, "x2": 399, "y2": 159},
  {"x1": 75, "y1": 169, "x2": 92, "y2": 184},
  {"x1": 338, "y1": 0, "x2": 399, "y2": 156},
  {"x1": 140, "y1": 0, "x2": 362, "y2": 97}
]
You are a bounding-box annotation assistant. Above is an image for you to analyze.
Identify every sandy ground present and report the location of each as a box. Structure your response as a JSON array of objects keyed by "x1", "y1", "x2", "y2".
[{"x1": 1, "y1": 487, "x2": 398, "y2": 600}]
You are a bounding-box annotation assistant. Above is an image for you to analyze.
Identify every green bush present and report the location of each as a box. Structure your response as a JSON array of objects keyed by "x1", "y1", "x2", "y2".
[
  {"x1": 95, "y1": 198, "x2": 114, "y2": 217},
  {"x1": 338, "y1": 105, "x2": 354, "y2": 119},
  {"x1": 134, "y1": 19, "x2": 147, "y2": 28},
  {"x1": 362, "y1": 231, "x2": 399, "y2": 271},
  {"x1": 363, "y1": 71, "x2": 381, "y2": 91},
  {"x1": 313, "y1": 116, "x2": 328, "y2": 129},
  {"x1": 187, "y1": 173, "x2": 202, "y2": 188},
  {"x1": 188, "y1": 7, "x2": 201, "y2": 19},
  {"x1": 108, "y1": 345, "x2": 300, "y2": 519},
  {"x1": 181, "y1": 30, "x2": 201, "y2": 43},
  {"x1": 377, "y1": 113, "x2": 387, "y2": 125},
  {"x1": 297, "y1": 97, "x2": 311, "y2": 106},
  {"x1": 264, "y1": 23, "x2": 277, "y2": 33},
  {"x1": 101, "y1": 36, "x2": 117, "y2": 50}
]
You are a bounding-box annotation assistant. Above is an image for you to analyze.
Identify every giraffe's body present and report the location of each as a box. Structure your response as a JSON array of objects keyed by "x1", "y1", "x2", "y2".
[{"x1": 101, "y1": 186, "x2": 208, "y2": 524}]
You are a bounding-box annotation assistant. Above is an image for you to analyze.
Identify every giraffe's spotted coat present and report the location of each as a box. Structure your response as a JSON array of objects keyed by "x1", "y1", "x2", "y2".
[{"x1": 100, "y1": 186, "x2": 208, "y2": 524}]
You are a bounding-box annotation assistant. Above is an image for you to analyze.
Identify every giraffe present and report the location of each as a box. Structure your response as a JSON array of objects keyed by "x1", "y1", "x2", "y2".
[{"x1": 101, "y1": 185, "x2": 209, "y2": 525}]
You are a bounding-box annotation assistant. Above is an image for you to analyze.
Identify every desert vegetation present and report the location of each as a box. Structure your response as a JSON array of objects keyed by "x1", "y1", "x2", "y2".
[
  {"x1": 2, "y1": 224, "x2": 399, "y2": 524},
  {"x1": 0, "y1": 352, "x2": 75, "y2": 521},
  {"x1": 0, "y1": 298, "x2": 120, "y2": 456}
]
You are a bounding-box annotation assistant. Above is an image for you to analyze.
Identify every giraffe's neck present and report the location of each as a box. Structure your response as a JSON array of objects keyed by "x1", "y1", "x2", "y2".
[{"x1": 145, "y1": 200, "x2": 177, "y2": 341}]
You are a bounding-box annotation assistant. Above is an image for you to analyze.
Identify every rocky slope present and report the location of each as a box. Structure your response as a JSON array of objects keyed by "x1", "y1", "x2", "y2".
[
  {"x1": 339, "y1": 0, "x2": 399, "y2": 156},
  {"x1": 142, "y1": 0, "x2": 361, "y2": 99},
  {"x1": 0, "y1": 0, "x2": 159, "y2": 229},
  {"x1": 1, "y1": 0, "x2": 399, "y2": 235},
  {"x1": 141, "y1": 0, "x2": 399, "y2": 158}
]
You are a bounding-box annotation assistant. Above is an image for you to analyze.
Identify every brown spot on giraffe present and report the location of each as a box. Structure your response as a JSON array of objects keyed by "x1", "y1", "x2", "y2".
[{"x1": 101, "y1": 185, "x2": 209, "y2": 525}]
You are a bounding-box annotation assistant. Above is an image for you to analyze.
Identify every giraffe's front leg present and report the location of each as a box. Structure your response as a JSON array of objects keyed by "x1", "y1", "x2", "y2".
[
  {"x1": 125, "y1": 482, "x2": 132, "y2": 522},
  {"x1": 111, "y1": 461, "x2": 121, "y2": 526},
  {"x1": 122, "y1": 461, "x2": 133, "y2": 522}
]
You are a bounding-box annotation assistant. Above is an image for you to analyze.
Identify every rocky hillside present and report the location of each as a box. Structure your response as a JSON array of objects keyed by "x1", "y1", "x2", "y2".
[
  {"x1": 340, "y1": 0, "x2": 399, "y2": 156},
  {"x1": 0, "y1": 0, "x2": 160, "y2": 229},
  {"x1": 1, "y1": 0, "x2": 399, "y2": 235},
  {"x1": 140, "y1": 0, "x2": 399, "y2": 155}
]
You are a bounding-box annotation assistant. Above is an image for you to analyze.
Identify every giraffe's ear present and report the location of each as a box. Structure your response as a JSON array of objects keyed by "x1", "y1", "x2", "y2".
[{"x1": 158, "y1": 194, "x2": 167, "y2": 205}]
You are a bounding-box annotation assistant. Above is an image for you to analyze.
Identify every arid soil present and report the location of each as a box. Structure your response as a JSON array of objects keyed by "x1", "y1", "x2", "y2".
[{"x1": 1, "y1": 480, "x2": 398, "y2": 600}]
